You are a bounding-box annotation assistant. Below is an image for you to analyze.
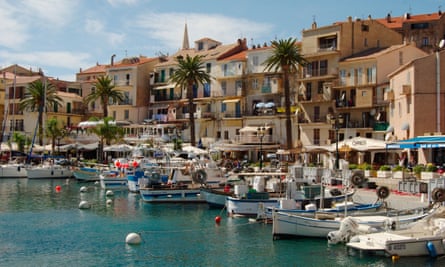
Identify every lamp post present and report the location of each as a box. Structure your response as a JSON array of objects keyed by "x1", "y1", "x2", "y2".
[
  {"x1": 257, "y1": 126, "x2": 266, "y2": 170},
  {"x1": 329, "y1": 114, "x2": 344, "y2": 170},
  {"x1": 436, "y1": 39, "x2": 445, "y2": 133}
]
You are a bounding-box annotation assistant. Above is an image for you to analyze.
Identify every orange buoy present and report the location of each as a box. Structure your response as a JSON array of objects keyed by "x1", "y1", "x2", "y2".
[
  {"x1": 215, "y1": 216, "x2": 221, "y2": 224},
  {"x1": 55, "y1": 185, "x2": 61, "y2": 192}
]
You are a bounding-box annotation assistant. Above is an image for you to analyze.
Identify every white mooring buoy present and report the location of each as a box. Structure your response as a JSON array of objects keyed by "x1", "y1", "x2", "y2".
[
  {"x1": 125, "y1": 232, "x2": 142, "y2": 245},
  {"x1": 78, "y1": 201, "x2": 91, "y2": 209},
  {"x1": 106, "y1": 199, "x2": 113, "y2": 205},
  {"x1": 106, "y1": 190, "x2": 114, "y2": 197},
  {"x1": 80, "y1": 186, "x2": 88, "y2": 193}
]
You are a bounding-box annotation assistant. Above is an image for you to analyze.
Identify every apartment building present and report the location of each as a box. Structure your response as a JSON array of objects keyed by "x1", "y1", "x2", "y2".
[
  {"x1": 297, "y1": 15, "x2": 404, "y2": 150},
  {"x1": 377, "y1": 10, "x2": 445, "y2": 53}
]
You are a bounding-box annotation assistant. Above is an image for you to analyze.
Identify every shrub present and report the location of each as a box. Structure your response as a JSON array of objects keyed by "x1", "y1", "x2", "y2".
[
  {"x1": 392, "y1": 165, "x2": 403, "y2": 172},
  {"x1": 379, "y1": 165, "x2": 391, "y2": 171},
  {"x1": 413, "y1": 165, "x2": 424, "y2": 174},
  {"x1": 425, "y1": 163, "x2": 437, "y2": 172},
  {"x1": 348, "y1": 164, "x2": 358, "y2": 170}
]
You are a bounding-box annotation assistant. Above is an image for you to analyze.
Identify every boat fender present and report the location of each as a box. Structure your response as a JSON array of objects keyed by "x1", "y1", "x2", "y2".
[
  {"x1": 376, "y1": 186, "x2": 390, "y2": 199},
  {"x1": 51, "y1": 170, "x2": 54, "y2": 175},
  {"x1": 17, "y1": 166, "x2": 21, "y2": 172},
  {"x1": 426, "y1": 241, "x2": 438, "y2": 258},
  {"x1": 432, "y1": 188, "x2": 445, "y2": 202},
  {"x1": 350, "y1": 171, "x2": 365, "y2": 186},
  {"x1": 192, "y1": 169, "x2": 207, "y2": 184}
]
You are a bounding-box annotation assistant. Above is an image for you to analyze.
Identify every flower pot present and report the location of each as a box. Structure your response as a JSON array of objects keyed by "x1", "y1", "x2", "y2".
[
  {"x1": 377, "y1": 170, "x2": 392, "y2": 178},
  {"x1": 420, "y1": 172, "x2": 440, "y2": 180}
]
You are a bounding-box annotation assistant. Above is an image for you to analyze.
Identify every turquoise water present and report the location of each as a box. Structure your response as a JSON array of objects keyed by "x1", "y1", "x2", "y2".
[{"x1": 0, "y1": 178, "x2": 442, "y2": 267}]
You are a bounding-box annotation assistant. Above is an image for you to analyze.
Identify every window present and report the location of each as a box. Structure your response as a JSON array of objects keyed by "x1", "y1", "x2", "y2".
[
  {"x1": 223, "y1": 64, "x2": 228, "y2": 76},
  {"x1": 314, "y1": 106, "x2": 320, "y2": 122},
  {"x1": 313, "y1": 128, "x2": 320, "y2": 145},
  {"x1": 357, "y1": 68, "x2": 362, "y2": 85},
  {"x1": 126, "y1": 74, "x2": 130, "y2": 85},
  {"x1": 319, "y1": 60, "x2": 328, "y2": 75},
  {"x1": 339, "y1": 69, "x2": 347, "y2": 86},
  {"x1": 422, "y1": 37, "x2": 429, "y2": 46},
  {"x1": 206, "y1": 63, "x2": 211, "y2": 73},
  {"x1": 197, "y1": 42, "x2": 204, "y2": 50},
  {"x1": 411, "y1": 23, "x2": 429, "y2": 29},
  {"x1": 235, "y1": 80, "x2": 242, "y2": 95},
  {"x1": 252, "y1": 78, "x2": 258, "y2": 89},
  {"x1": 329, "y1": 129, "x2": 335, "y2": 141},
  {"x1": 221, "y1": 103, "x2": 227, "y2": 112},
  {"x1": 221, "y1": 81, "x2": 227, "y2": 95},
  {"x1": 317, "y1": 81, "x2": 324, "y2": 94},
  {"x1": 124, "y1": 110, "x2": 129, "y2": 120},
  {"x1": 252, "y1": 56, "x2": 259, "y2": 66},
  {"x1": 224, "y1": 131, "x2": 229, "y2": 140}
]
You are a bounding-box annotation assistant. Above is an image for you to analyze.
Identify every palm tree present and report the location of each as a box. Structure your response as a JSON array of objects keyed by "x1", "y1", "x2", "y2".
[
  {"x1": 19, "y1": 79, "x2": 62, "y2": 146},
  {"x1": 88, "y1": 117, "x2": 124, "y2": 162},
  {"x1": 263, "y1": 38, "x2": 307, "y2": 150},
  {"x1": 45, "y1": 118, "x2": 65, "y2": 155},
  {"x1": 169, "y1": 55, "x2": 212, "y2": 146},
  {"x1": 85, "y1": 75, "x2": 125, "y2": 118}
]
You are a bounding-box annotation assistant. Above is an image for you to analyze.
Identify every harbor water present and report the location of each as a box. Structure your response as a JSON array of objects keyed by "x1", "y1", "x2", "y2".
[{"x1": 0, "y1": 178, "x2": 443, "y2": 267}]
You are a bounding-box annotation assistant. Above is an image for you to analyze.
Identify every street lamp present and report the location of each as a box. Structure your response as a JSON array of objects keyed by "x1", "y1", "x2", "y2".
[
  {"x1": 257, "y1": 126, "x2": 266, "y2": 170},
  {"x1": 329, "y1": 113, "x2": 344, "y2": 170}
]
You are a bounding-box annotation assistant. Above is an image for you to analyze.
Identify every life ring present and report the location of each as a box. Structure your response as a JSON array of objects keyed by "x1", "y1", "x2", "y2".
[
  {"x1": 376, "y1": 186, "x2": 390, "y2": 199},
  {"x1": 431, "y1": 188, "x2": 445, "y2": 202},
  {"x1": 192, "y1": 169, "x2": 207, "y2": 184},
  {"x1": 350, "y1": 171, "x2": 365, "y2": 186}
]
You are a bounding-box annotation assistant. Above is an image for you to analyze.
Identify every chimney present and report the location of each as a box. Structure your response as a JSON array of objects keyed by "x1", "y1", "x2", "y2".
[
  {"x1": 311, "y1": 21, "x2": 317, "y2": 29},
  {"x1": 111, "y1": 54, "x2": 116, "y2": 66},
  {"x1": 386, "y1": 13, "x2": 391, "y2": 22}
]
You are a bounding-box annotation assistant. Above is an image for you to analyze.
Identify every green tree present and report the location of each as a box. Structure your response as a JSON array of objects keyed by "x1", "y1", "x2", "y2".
[
  {"x1": 19, "y1": 79, "x2": 62, "y2": 146},
  {"x1": 88, "y1": 117, "x2": 124, "y2": 162},
  {"x1": 11, "y1": 132, "x2": 29, "y2": 153},
  {"x1": 263, "y1": 38, "x2": 307, "y2": 150},
  {"x1": 85, "y1": 76, "x2": 125, "y2": 118},
  {"x1": 45, "y1": 117, "x2": 66, "y2": 155},
  {"x1": 169, "y1": 55, "x2": 212, "y2": 146}
]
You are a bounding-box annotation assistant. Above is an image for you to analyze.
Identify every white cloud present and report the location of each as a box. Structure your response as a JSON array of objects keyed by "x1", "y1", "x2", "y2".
[
  {"x1": 85, "y1": 19, "x2": 105, "y2": 34},
  {"x1": 134, "y1": 12, "x2": 273, "y2": 52},
  {"x1": 21, "y1": 0, "x2": 77, "y2": 27},
  {"x1": 107, "y1": 0, "x2": 140, "y2": 7},
  {"x1": 0, "y1": 4, "x2": 28, "y2": 48},
  {"x1": 0, "y1": 50, "x2": 91, "y2": 70}
]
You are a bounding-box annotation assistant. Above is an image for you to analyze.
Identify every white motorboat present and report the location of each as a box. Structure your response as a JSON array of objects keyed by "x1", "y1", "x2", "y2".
[
  {"x1": 0, "y1": 163, "x2": 28, "y2": 178},
  {"x1": 272, "y1": 207, "x2": 428, "y2": 240},
  {"x1": 346, "y1": 204, "x2": 445, "y2": 257},
  {"x1": 99, "y1": 170, "x2": 128, "y2": 190},
  {"x1": 27, "y1": 164, "x2": 73, "y2": 179}
]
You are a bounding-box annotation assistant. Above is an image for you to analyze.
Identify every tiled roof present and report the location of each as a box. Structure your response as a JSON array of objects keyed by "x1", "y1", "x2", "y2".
[
  {"x1": 57, "y1": 91, "x2": 83, "y2": 100},
  {"x1": 156, "y1": 42, "x2": 242, "y2": 67},
  {"x1": 110, "y1": 56, "x2": 157, "y2": 68},
  {"x1": 79, "y1": 64, "x2": 107, "y2": 74},
  {"x1": 219, "y1": 50, "x2": 247, "y2": 62},
  {"x1": 377, "y1": 12, "x2": 443, "y2": 29}
]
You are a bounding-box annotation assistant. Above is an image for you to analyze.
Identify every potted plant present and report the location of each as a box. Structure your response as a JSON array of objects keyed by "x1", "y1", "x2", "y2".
[
  {"x1": 412, "y1": 165, "x2": 424, "y2": 179},
  {"x1": 377, "y1": 165, "x2": 392, "y2": 178},
  {"x1": 421, "y1": 163, "x2": 439, "y2": 180},
  {"x1": 392, "y1": 165, "x2": 405, "y2": 179}
]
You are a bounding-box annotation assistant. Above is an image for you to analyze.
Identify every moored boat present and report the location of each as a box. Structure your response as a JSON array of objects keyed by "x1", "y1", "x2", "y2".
[
  {"x1": 0, "y1": 163, "x2": 28, "y2": 178},
  {"x1": 27, "y1": 164, "x2": 73, "y2": 179},
  {"x1": 99, "y1": 170, "x2": 128, "y2": 190}
]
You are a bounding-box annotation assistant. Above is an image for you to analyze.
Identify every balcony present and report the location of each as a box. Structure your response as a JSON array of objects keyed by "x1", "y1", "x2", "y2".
[{"x1": 233, "y1": 134, "x2": 273, "y2": 144}]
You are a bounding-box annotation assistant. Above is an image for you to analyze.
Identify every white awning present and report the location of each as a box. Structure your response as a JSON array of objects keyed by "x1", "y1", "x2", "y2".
[
  {"x1": 222, "y1": 99, "x2": 240, "y2": 103},
  {"x1": 153, "y1": 84, "x2": 176, "y2": 90}
]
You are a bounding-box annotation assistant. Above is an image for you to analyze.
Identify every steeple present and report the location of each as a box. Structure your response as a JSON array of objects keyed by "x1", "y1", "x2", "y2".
[{"x1": 182, "y1": 23, "x2": 190, "y2": 50}]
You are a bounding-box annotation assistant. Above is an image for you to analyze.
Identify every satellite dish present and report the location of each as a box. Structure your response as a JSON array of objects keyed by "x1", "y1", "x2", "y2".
[
  {"x1": 440, "y1": 39, "x2": 445, "y2": 49},
  {"x1": 370, "y1": 109, "x2": 376, "y2": 116}
]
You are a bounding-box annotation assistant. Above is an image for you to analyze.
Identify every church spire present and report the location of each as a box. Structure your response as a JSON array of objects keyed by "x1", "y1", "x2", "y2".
[{"x1": 182, "y1": 23, "x2": 190, "y2": 50}]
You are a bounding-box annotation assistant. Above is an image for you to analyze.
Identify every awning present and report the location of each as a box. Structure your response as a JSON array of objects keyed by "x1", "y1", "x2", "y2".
[
  {"x1": 153, "y1": 84, "x2": 176, "y2": 90},
  {"x1": 222, "y1": 99, "x2": 240, "y2": 103},
  {"x1": 386, "y1": 135, "x2": 445, "y2": 149}
]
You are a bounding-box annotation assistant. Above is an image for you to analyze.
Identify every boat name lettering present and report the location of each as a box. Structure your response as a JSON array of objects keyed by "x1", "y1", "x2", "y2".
[
  {"x1": 351, "y1": 140, "x2": 366, "y2": 146},
  {"x1": 391, "y1": 244, "x2": 406, "y2": 250}
]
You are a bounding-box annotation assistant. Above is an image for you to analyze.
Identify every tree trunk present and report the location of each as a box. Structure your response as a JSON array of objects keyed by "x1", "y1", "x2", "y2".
[
  {"x1": 187, "y1": 82, "x2": 196, "y2": 146},
  {"x1": 283, "y1": 70, "x2": 293, "y2": 150}
]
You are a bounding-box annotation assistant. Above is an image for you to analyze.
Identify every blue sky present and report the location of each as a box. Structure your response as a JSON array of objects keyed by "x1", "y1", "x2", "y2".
[{"x1": 0, "y1": 0, "x2": 443, "y2": 81}]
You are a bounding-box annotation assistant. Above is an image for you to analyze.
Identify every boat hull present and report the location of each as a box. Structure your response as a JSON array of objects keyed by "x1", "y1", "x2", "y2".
[
  {"x1": 0, "y1": 164, "x2": 28, "y2": 178},
  {"x1": 99, "y1": 171, "x2": 128, "y2": 190},
  {"x1": 272, "y1": 211, "x2": 428, "y2": 239},
  {"x1": 27, "y1": 166, "x2": 73, "y2": 179},
  {"x1": 73, "y1": 167, "x2": 100, "y2": 181},
  {"x1": 139, "y1": 188, "x2": 205, "y2": 203},
  {"x1": 200, "y1": 187, "x2": 231, "y2": 208}
]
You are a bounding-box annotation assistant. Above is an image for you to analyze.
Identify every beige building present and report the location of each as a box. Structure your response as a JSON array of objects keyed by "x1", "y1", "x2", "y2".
[
  {"x1": 388, "y1": 49, "x2": 445, "y2": 164},
  {"x1": 297, "y1": 16, "x2": 404, "y2": 152}
]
